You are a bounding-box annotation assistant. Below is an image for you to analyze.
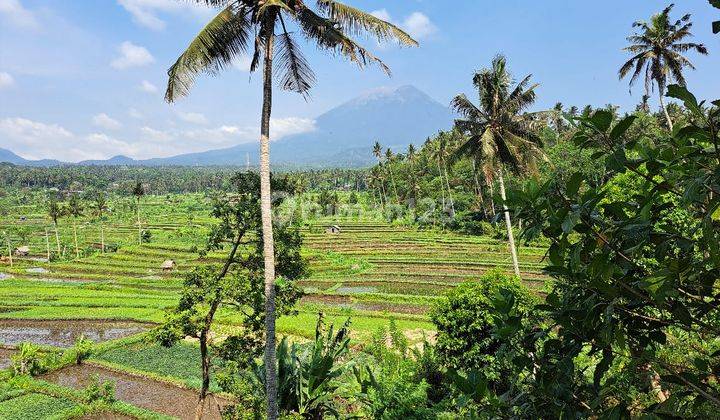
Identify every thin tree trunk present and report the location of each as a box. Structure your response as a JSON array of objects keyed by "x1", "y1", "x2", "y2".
[
  {"x1": 5, "y1": 237, "x2": 12, "y2": 267},
  {"x1": 73, "y1": 221, "x2": 79, "y2": 259},
  {"x1": 45, "y1": 229, "x2": 50, "y2": 261},
  {"x1": 436, "y1": 160, "x2": 446, "y2": 211},
  {"x1": 659, "y1": 91, "x2": 673, "y2": 131},
  {"x1": 388, "y1": 167, "x2": 400, "y2": 204},
  {"x1": 54, "y1": 221, "x2": 61, "y2": 254},
  {"x1": 100, "y1": 222, "x2": 105, "y2": 253},
  {"x1": 137, "y1": 198, "x2": 142, "y2": 245},
  {"x1": 442, "y1": 158, "x2": 455, "y2": 217},
  {"x1": 471, "y1": 159, "x2": 487, "y2": 217},
  {"x1": 498, "y1": 170, "x2": 521, "y2": 278},
  {"x1": 260, "y1": 33, "x2": 279, "y2": 420},
  {"x1": 489, "y1": 182, "x2": 497, "y2": 217}
]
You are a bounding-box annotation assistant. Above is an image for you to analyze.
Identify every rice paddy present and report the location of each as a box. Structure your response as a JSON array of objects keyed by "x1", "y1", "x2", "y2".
[{"x1": 0, "y1": 192, "x2": 548, "y2": 418}]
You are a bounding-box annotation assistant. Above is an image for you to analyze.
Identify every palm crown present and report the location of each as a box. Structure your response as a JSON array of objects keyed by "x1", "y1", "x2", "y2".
[
  {"x1": 619, "y1": 4, "x2": 707, "y2": 96},
  {"x1": 165, "y1": 0, "x2": 417, "y2": 102},
  {"x1": 451, "y1": 55, "x2": 544, "y2": 181}
]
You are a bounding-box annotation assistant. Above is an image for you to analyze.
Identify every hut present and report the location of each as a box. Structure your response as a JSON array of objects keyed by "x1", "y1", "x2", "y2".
[
  {"x1": 325, "y1": 225, "x2": 341, "y2": 235},
  {"x1": 14, "y1": 246, "x2": 30, "y2": 257},
  {"x1": 161, "y1": 259, "x2": 176, "y2": 272}
]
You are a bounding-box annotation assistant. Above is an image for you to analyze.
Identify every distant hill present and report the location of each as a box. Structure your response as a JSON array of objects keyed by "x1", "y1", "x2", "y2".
[{"x1": 1, "y1": 85, "x2": 455, "y2": 168}]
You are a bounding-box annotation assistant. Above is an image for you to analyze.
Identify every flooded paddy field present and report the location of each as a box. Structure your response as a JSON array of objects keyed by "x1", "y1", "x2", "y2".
[
  {"x1": 44, "y1": 363, "x2": 230, "y2": 419},
  {"x1": 0, "y1": 319, "x2": 151, "y2": 348}
]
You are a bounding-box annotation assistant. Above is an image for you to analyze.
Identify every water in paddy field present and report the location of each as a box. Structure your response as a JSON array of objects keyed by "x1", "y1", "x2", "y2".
[
  {"x1": 43, "y1": 364, "x2": 230, "y2": 420},
  {"x1": 0, "y1": 319, "x2": 151, "y2": 348}
]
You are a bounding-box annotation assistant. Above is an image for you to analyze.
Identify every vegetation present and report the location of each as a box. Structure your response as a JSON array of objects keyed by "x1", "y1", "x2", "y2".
[{"x1": 0, "y1": 2, "x2": 718, "y2": 418}]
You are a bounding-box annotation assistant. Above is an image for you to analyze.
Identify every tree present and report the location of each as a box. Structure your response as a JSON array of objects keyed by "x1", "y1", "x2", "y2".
[
  {"x1": 156, "y1": 172, "x2": 306, "y2": 419},
  {"x1": 451, "y1": 55, "x2": 544, "y2": 278},
  {"x1": 66, "y1": 194, "x2": 84, "y2": 259},
  {"x1": 372, "y1": 141, "x2": 388, "y2": 207},
  {"x1": 385, "y1": 148, "x2": 400, "y2": 204},
  {"x1": 131, "y1": 181, "x2": 144, "y2": 245},
  {"x1": 90, "y1": 191, "x2": 109, "y2": 252},
  {"x1": 619, "y1": 4, "x2": 708, "y2": 130},
  {"x1": 46, "y1": 196, "x2": 63, "y2": 255},
  {"x1": 509, "y1": 86, "x2": 720, "y2": 416},
  {"x1": 165, "y1": 9, "x2": 415, "y2": 414}
]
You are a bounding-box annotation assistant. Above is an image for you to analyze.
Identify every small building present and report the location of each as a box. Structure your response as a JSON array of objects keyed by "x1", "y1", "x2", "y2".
[
  {"x1": 14, "y1": 246, "x2": 30, "y2": 257},
  {"x1": 161, "y1": 259, "x2": 176, "y2": 272},
  {"x1": 325, "y1": 225, "x2": 341, "y2": 234}
]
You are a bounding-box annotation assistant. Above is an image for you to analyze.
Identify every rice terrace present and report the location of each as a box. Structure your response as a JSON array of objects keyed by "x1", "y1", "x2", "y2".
[{"x1": 1, "y1": 1, "x2": 720, "y2": 419}]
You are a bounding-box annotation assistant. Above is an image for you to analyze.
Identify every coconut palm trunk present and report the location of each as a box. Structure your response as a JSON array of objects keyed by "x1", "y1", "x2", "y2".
[
  {"x1": 471, "y1": 159, "x2": 487, "y2": 217},
  {"x1": 658, "y1": 91, "x2": 674, "y2": 131},
  {"x1": 498, "y1": 169, "x2": 520, "y2": 278},
  {"x1": 45, "y1": 229, "x2": 50, "y2": 261},
  {"x1": 260, "y1": 33, "x2": 279, "y2": 420},
  {"x1": 441, "y1": 157, "x2": 456, "y2": 216},
  {"x1": 73, "y1": 221, "x2": 79, "y2": 259},
  {"x1": 436, "y1": 160, "x2": 447, "y2": 211},
  {"x1": 54, "y1": 221, "x2": 61, "y2": 254},
  {"x1": 136, "y1": 198, "x2": 142, "y2": 245}
]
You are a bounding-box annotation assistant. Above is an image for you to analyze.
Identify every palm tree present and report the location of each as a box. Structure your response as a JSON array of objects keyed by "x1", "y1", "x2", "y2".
[
  {"x1": 372, "y1": 141, "x2": 388, "y2": 207},
  {"x1": 164, "y1": 3, "x2": 416, "y2": 418},
  {"x1": 384, "y1": 148, "x2": 400, "y2": 204},
  {"x1": 47, "y1": 197, "x2": 62, "y2": 256},
  {"x1": 429, "y1": 136, "x2": 455, "y2": 217},
  {"x1": 619, "y1": 4, "x2": 708, "y2": 130},
  {"x1": 451, "y1": 55, "x2": 545, "y2": 279},
  {"x1": 131, "y1": 181, "x2": 144, "y2": 245},
  {"x1": 90, "y1": 191, "x2": 109, "y2": 253},
  {"x1": 66, "y1": 194, "x2": 83, "y2": 259}
]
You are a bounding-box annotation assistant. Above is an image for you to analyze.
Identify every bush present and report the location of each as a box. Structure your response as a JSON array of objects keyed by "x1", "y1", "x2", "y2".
[
  {"x1": 82, "y1": 374, "x2": 116, "y2": 404},
  {"x1": 11, "y1": 343, "x2": 45, "y2": 377},
  {"x1": 429, "y1": 270, "x2": 533, "y2": 385}
]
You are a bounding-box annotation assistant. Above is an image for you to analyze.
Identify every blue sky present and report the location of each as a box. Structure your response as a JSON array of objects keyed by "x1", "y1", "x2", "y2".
[{"x1": 0, "y1": 0, "x2": 718, "y2": 162}]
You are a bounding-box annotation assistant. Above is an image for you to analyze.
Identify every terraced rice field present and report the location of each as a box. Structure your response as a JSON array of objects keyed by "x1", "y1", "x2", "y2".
[{"x1": 1, "y1": 194, "x2": 549, "y2": 417}]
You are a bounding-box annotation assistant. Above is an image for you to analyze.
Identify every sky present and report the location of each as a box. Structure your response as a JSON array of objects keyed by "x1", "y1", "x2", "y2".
[{"x1": 0, "y1": 0, "x2": 718, "y2": 162}]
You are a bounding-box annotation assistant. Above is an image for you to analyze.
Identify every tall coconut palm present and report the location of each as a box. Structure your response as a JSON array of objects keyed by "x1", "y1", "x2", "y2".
[
  {"x1": 91, "y1": 191, "x2": 109, "y2": 253},
  {"x1": 164, "y1": 3, "x2": 416, "y2": 418},
  {"x1": 451, "y1": 55, "x2": 545, "y2": 279},
  {"x1": 66, "y1": 194, "x2": 84, "y2": 259},
  {"x1": 384, "y1": 148, "x2": 400, "y2": 204},
  {"x1": 619, "y1": 4, "x2": 707, "y2": 130},
  {"x1": 47, "y1": 197, "x2": 63, "y2": 255},
  {"x1": 372, "y1": 141, "x2": 388, "y2": 206},
  {"x1": 131, "y1": 181, "x2": 144, "y2": 245}
]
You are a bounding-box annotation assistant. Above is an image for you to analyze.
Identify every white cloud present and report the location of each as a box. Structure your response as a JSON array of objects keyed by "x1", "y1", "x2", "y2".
[
  {"x1": 92, "y1": 113, "x2": 122, "y2": 130},
  {"x1": 0, "y1": 72, "x2": 14, "y2": 89},
  {"x1": 111, "y1": 41, "x2": 154, "y2": 69},
  {"x1": 128, "y1": 108, "x2": 143, "y2": 119},
  {"x1": 177, "y1": 111, "x2": 208, "y2": 125},
  {"x1": 139, "y1": 80, "x2": 158, "y2": 93},
  {"x1": 140, "y1": 126, "x2": 173, "y2": 142},
  {"x1": 0, "y1": 0, "x2": 38, "y2": 28},
  {"x1": 403, "y1": 12, "x2": 437, "y2": 40},
  {"x1": 270, "y1": 117, "x2": 316, "y2": 139},
  {"x1": 117, "y1": 0, "x2": 210, "y2": 31},
  {"x1": 0, "y1": 117, "x2": 74, "y2": 160},
  {"x1": 371, "y1": 9, "x2": 437, "y2": 41}
]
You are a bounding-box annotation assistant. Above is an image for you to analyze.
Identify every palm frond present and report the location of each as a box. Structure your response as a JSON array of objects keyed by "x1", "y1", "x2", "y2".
[
  {"x1": 315, "y1": 0, "x2": 417, "y2": 46},
  {"x1": 166, "y1": 4, "x2": 251, "y2": 102},
  {"x1": 295, "y1": 7, "x2": 390, "y2": 75},
  {"x1": 275, "y1": 18, "x2": 316, "y2": 96},
  {"x1": 451, "y1": 94, "x2": 483, "y2": 121}
]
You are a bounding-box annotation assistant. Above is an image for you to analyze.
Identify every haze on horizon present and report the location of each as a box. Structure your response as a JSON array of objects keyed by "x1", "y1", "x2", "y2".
[{"x1": 0, "y1": 0, "x2": 718, "y2": 162}]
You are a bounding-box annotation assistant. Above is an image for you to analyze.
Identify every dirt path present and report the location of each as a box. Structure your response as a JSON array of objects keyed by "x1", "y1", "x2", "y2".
[{"x1": 43, "y1": 364, "x2": 230, "y2": 419}]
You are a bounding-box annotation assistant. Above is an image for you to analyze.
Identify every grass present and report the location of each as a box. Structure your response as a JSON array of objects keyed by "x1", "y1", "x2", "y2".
[{"x1": 0, "y1": 393, "x2": 77, "y2": 420}]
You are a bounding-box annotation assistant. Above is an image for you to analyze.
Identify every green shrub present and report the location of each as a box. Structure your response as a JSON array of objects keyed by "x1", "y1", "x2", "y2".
[
  {"x1": 82, "y1": 374, "x2": 116, "y2": 404},
  {"x1": 10, "y1": 343, "x2": 45, "y2": 377},
  {"x1": 429, "y1": 270, "x2": 533, "y2": 384}
]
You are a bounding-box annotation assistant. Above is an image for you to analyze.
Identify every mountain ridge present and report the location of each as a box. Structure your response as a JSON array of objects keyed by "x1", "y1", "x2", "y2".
[{"x1": 1, "y1": 85, "x2": 455, "y2": 168}]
